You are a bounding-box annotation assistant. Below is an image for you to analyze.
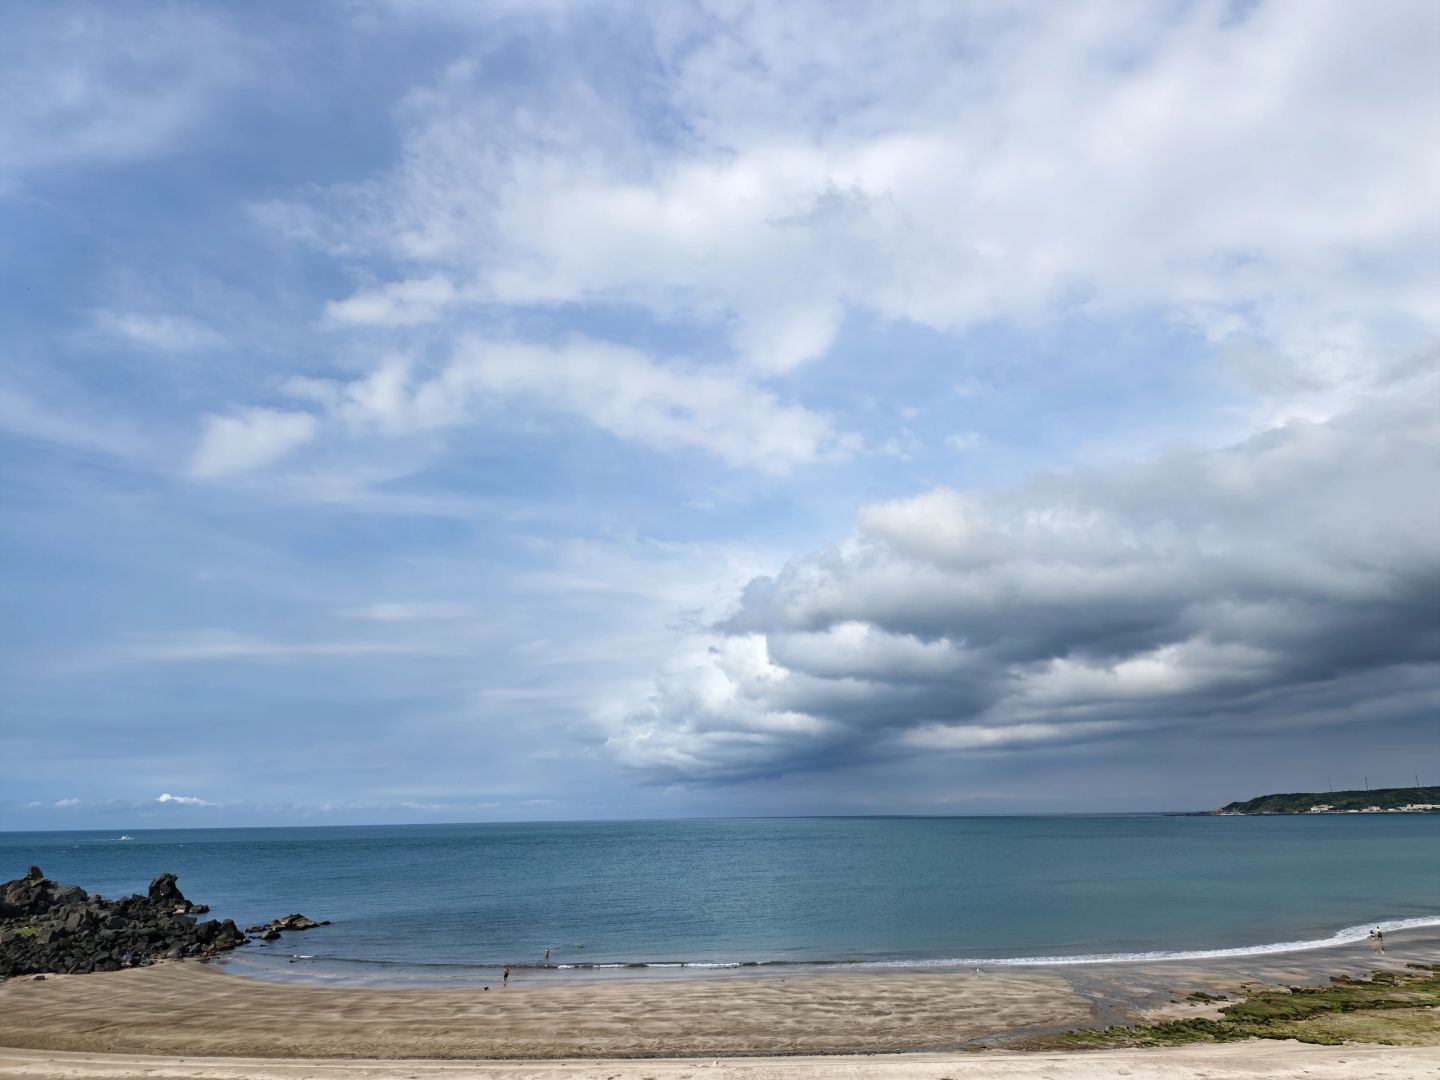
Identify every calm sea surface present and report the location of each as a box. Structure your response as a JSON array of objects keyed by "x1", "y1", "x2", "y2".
[{"x1": 2, "y1": 817, "x2": 1436, "y2": 984}]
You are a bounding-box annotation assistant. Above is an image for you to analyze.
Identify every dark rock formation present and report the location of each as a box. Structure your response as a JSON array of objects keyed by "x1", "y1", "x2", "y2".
[
  {"x1": 0, "y1": 866, "x2": 77, "y2": 920},
  {"x1": 246, "y1": 913, "x2": 324, "y2": 936},
  {"x1": 146, "y1": 872, "x2": 209, "y2": 914},
  {"x1": 269, "y1": 913, "x2": 320, "y2": 931},
  {"x1": 0, "y1": 868, "x2": 246, "y2": 979}
]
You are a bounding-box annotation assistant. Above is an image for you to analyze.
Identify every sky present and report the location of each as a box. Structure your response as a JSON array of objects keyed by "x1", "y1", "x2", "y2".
[{"x1": 2, "y1": 0, "x2": 1438, "y2": 829}]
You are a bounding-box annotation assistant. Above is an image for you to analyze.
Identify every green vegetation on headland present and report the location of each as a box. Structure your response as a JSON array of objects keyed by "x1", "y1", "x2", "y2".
[
  {"x1": 1044, "y1": 965, "x2": 1440, "y2": 1048},
  {"x1": 1213, "y1": 786, "x2": 1440, "y2": 815}
]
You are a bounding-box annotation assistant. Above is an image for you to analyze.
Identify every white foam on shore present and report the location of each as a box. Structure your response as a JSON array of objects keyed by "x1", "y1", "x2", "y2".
[
  {"x1": 541, "y1": 915, "x2": 1440, "y2": 973},
  {"x1": 554, "y1": 916, "x2": 1440, "y2": 970},
  {"x1": 835, "y1": 915, "x2": 1440, "y2": 969}
]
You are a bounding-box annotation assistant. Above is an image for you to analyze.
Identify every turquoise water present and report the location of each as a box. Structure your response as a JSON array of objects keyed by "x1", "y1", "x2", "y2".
[{"x1": 2, "y1": 816, "x2": 1436, "y2": 983}]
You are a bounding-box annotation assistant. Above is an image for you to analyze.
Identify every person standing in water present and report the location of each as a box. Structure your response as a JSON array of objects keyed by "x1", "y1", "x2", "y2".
[
  {"x1": 503, "y1": 965, "x2": 510, "y2": 985},
  {"x1": 543, "y1": 947, "x2": 550, "y2": 961}
]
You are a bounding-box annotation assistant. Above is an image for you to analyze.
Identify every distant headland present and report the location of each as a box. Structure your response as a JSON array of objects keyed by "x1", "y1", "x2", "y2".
[{"x1": 1210, "y1": 786, "x2": 1440, "y2": 816}]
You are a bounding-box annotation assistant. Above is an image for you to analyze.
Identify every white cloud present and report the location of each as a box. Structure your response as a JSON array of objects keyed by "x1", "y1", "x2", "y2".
[
  {"x1": 53, "y1": 797, "x2": 81, "y2": 808},
  {"x1": 189, "y1": 407, "x2": 318, "y2": 478},
  {"x1": 287, "y1": 338, "x2": 850, "y2": 474},
  {"x1": 156, "y1": 792, "x2": 213, "y2": 807},
  {"x1": 324, "y1": 275, "x2": 459, "y2": 327},
  {"x1": 270, "y1": 0, "x2": 1440, "y2": 410},
  {"x1": 91, "y1": 310, "x2": 223, "y2": 351},
  {"x1": 449, "y1": 338, "x2": 848, "y2": 472},
  {"x1": 215, "y1": 2, "x2": 1440, "y2": 488}
]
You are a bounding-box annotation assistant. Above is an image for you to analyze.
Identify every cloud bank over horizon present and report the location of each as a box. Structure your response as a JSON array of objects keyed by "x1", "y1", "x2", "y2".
[
  {"x1": 605, "y1": 378, "x2": 1440, "y2": 783},
  {"x1": 2, "y1": 1, "x2": 1438, "y2": 827}
]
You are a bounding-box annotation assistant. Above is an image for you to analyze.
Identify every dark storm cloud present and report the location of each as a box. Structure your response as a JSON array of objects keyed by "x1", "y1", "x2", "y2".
[{"x1": 605, "y1": 386, "x2": 1440, "y2": 782}]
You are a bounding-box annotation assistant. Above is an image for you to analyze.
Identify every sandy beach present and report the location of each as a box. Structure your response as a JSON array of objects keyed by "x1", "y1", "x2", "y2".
[
  {"x1": 1, "y1": 928, "x2": 1437, "y2": 1077},
  {"x1": 0, "y1": 963, "x2": 1091, "y2": 1058}
]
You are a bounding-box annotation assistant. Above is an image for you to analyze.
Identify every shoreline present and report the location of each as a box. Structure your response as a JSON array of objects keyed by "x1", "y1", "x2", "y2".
[
  {"x1": 218, "y1": 914, "x2": 1440, "y2": 989},
  {"x1": 1, "y1": 927, "x2": 1436, "y2": 1062}
]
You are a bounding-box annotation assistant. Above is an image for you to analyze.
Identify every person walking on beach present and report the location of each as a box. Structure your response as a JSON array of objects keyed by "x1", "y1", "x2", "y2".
[{"x1": 503, "y1": 964, "x2": 510, "y2": 986}]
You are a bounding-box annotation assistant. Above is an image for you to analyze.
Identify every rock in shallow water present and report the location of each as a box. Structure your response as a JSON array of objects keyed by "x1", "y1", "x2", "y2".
[{"x1": 246, "y1": 913, "x2": 325, "y2": 938}]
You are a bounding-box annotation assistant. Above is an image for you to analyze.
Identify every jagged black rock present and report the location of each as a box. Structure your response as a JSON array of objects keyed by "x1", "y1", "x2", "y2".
[{"x1": 0, "y1": 866, "x2": 246, "y2": 978}]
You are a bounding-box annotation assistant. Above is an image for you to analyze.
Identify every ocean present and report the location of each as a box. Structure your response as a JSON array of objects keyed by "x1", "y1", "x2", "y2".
[{"x1": 3, "y1": 816, "x2": 1436, "y2": 985}]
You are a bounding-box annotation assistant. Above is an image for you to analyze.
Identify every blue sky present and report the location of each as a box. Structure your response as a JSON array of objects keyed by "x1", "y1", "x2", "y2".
[{"x1": 3, "y1": 0, "x2": 1438, "y2": 828}]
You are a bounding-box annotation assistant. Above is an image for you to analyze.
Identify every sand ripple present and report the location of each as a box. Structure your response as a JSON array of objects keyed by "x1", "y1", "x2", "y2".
[{"x1": 0, "y1": 964, "x2": 1088, "y2": 1059}]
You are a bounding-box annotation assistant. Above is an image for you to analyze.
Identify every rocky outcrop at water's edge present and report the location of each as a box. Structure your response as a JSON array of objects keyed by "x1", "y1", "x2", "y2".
[{"x1": 0, "y1": 866, "x2": 245, "y2": 979}]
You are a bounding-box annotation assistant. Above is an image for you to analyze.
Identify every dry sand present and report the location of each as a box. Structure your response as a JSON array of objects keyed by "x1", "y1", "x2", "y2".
[{"x1": 2, "y1": 1044, "x2": 1439, "y2": 1080}]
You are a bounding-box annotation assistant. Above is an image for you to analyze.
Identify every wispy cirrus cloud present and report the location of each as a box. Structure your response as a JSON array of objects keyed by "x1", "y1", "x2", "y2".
[
  {"x1": 0, "y1": 6, "x2": 256, "y2": 192},
  {"x1": 117, "y1": 632, "x2": 434, "y2": 665},
  {"x1": 341, "y1": 602, "x2": 471, "y2": 621},
  {"x1": 90, "y1": 310, "x2": 223, "y2": 352},
  {"x1": 0, "y1": 384, "x2": 149, "y2": 460},
  {"x1": 269, "y1": 338, "x2": 850, "y2": 476}
]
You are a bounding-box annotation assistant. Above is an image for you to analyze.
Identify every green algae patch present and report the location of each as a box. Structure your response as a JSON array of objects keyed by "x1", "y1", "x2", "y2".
[
  {"x1": 1308, "y1": 1007, "x2": 1440, "y2": 1046},
  {"x1": 1043, "y1": 969, "x2": 1440, "y2": 1049}
]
